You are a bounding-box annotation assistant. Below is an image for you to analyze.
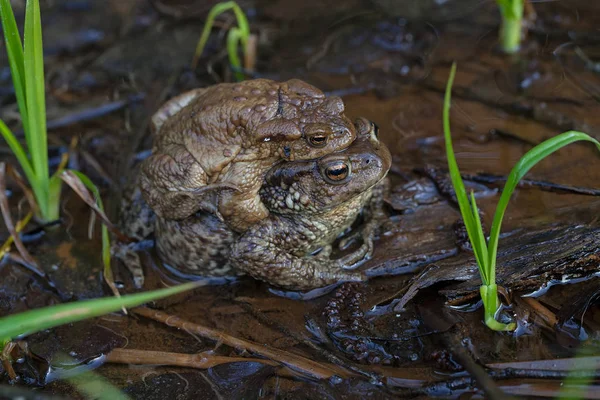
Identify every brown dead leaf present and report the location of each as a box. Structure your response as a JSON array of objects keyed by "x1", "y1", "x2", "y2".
[{"x1": 0, "y1": 162, "x2": 41, "y2": 273}]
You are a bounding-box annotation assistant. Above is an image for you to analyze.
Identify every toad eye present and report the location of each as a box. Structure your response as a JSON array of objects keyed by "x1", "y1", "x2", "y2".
[
  {"x1": 308, "y1": 134, "x2": 328, "y2": 147},
  {"x1": 323, "y1": 162, "x2": 350, "y2": 184}
]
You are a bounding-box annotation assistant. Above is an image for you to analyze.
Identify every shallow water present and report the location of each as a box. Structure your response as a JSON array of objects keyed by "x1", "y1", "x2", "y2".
[{"x1": 1, "y1": 0, "x2": 600, "y2": 398}]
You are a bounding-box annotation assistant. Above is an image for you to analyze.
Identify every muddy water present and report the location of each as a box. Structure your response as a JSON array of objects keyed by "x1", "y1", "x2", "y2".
[{"x1": 1, "y1": 0, "x2": 600, "y2": 399}]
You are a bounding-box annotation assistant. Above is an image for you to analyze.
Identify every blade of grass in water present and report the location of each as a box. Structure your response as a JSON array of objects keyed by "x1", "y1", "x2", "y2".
[
  {"x1": 0, "y1": 0, "x2": 29, "y2": 137},
  {"x1": 0, "y1": 0, "x2": 56, "y2": 221},
  {"x1": 0, "y1": 0, "x2": 41, "y2": 210},
  {"x1": 442, "y1": 63, "x2": 488, "y2": 283},
  {"x1": 496, "y1": 0, "x2": 523, "y2": 53},
  {"x1": 0, "y1": 120, "x2": 35, "y2": 188},
  {"x1": 0, "y1": 281, "x2": 203, "y2": 345},
  {"x1": 469, "y1": 192, "x2": 489, "y2": 284},
  {"x1": 443, "y1": 63, "x2": 512, "y2": 331},
  {"x1": 496, "y1": 0, "x2": 523, "y2": 20},
  {"x1": 443, "y1": 61, "x2": 600, "y2": 331},
  {"x1": 23, "y1": 0, "x2": 49, "y2": 219},
  {"x1": 227, "y1": 27, "x2": 245, "y2": 81},
  {"x1": 192, "y1": 1, "x2": 249, "y2": 64}
]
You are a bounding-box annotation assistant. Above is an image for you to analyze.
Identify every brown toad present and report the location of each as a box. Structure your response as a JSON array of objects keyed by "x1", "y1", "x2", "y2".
[
  {"x1": 150, "y1": 118, "x2": 391, "y2": 289},
  {"x1": 230, "y1": 119, "x2": 390, "y2": 289},
  {"x1": 140, "y1": 78, "x2": 357, "y2": 233}
]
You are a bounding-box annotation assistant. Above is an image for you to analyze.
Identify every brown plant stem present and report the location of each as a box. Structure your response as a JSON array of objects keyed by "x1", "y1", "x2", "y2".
[{"x1": 132, "y1": 306, "x2": 350, "y2": 381}]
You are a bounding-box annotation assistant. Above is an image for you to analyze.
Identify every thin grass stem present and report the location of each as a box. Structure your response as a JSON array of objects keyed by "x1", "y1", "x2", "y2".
[
  {"x1": 191, "y1": 1, "x2": 250, "y2": 80},
  {"x1": 496, "y1": 0, "x2": 524, "y2": 53},
  {"x1": 23, "y1": 0, "x2": 50, "y2": 219},
  {"x1": 0, "y1": 0, "x2": 29, "y2": 137},
  {"x1": 443, "y1": 64, "x2": 488, "y2": 281},
  {"x1": 227, "y1": 28, "x2": 245, "y2": 81},
  {"x1": 444, "y1": 63, "x2": 515, "y2": 331}
]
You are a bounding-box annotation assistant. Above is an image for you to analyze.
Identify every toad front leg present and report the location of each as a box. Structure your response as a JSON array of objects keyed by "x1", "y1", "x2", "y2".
[
  {"x1": 140, "y1": 144, "x2": 239, "y2": 220},
  {"x1": 231, "y1": 218, "x2": 364, "y2": 290},
  {"x1": 217, "y1": 161, "x2": 272, "y2": 232},
  {"x1": 338, "y1": 178, "x2": 390, "y2": 269}
]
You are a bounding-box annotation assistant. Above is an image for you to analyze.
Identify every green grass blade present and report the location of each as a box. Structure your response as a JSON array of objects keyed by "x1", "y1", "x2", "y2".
[
  {"x1": 23, "y1": 0, "x2": 48, "y2": 211},
  {"x1": 469, "y1": 191, "x2": 490, "y2": 285},
  {"x1": 231, "y1": 2, "x2": 249, "y2": 42},
  {"x1": 0, "y1": 281, "x2": 203, "y2": 343},
  {"x1": 496, "y1": 0, "x2": 523, "y2": 53},
  {"x1": 487, "y1": 131, "x2": 600, "y2": 280},
  {"x1": 192, "y1": 1, "x2": 237, "y2": 68},
  {"x1": 227, "y1": 28, "x2": 244, "y2": 81},
  {"x1": 0, "y1": 120, "x2": 36, "y2": 190},
  {"x1": 191, "y1": 1, "x2": 250, "y2": 78},
  {"x1": 443, "y1": 62, "x2": 487, "y2": 276},
  {"x1": 480, "y1": 284, "x2": 516, "y2": 331},
  {"x1": 496, "y1": 0, "x2": 523, "y2": 20},
  {"x1": 0, "y1": 0, "x2": 30, "y2": 137},
  {"x1": 443, "y1": 63, "x2": 516, "y2": 331}
]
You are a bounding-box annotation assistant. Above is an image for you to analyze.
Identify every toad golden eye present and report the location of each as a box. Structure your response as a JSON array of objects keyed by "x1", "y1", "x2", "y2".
[
  {"x1": 308, "y1": 134, "x2": 328, "y2": 147},
  {"x1": 324, "y1": 162, "x2": 350, "y2": 183}
]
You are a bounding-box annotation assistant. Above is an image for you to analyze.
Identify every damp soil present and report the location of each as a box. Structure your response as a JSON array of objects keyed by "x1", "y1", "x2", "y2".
[{"x1": 1, "y1": 0, "x2": 600, "y2": 399}]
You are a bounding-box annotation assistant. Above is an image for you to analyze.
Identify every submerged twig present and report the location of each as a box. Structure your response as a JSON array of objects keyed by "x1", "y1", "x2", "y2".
[
  {"x1": 487, "y1": 356, "x2": 600, "y2": 372},
  {"x1": 462, "y1": 172, "x2": 600, "y2": 197},
  {"x1": 35, "y1": 94, "x2": 145, "y2": 134},
  {"x1": 49, "y1": 135, "x2": 114, "y2": 186},
  {"x1": 133, "y1": 307, "x2": 350, "y2": 381},
  {"x1": 107, "y1": 348, "x2": 280, "y2": 370},
  {"x1": 418, "y1": 166, "x2": 600, "y2": 199},
  {"x1": 78, "y1": 150, "x2": 114, "y2": 186},
  {"x1": 306, "y1": 25, "x2": 354, "y2": 70},
  {"x1": 421, "y1": 79, "x2": 593, "y2": 135},
  {"x1": 553, "y1": 43, "x2": 600, "y2": 103}
]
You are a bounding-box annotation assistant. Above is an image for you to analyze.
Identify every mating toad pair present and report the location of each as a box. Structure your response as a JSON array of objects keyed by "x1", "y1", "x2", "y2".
[{"x1": 118, "y1": 79, "x2": 391, "y2": 290}]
